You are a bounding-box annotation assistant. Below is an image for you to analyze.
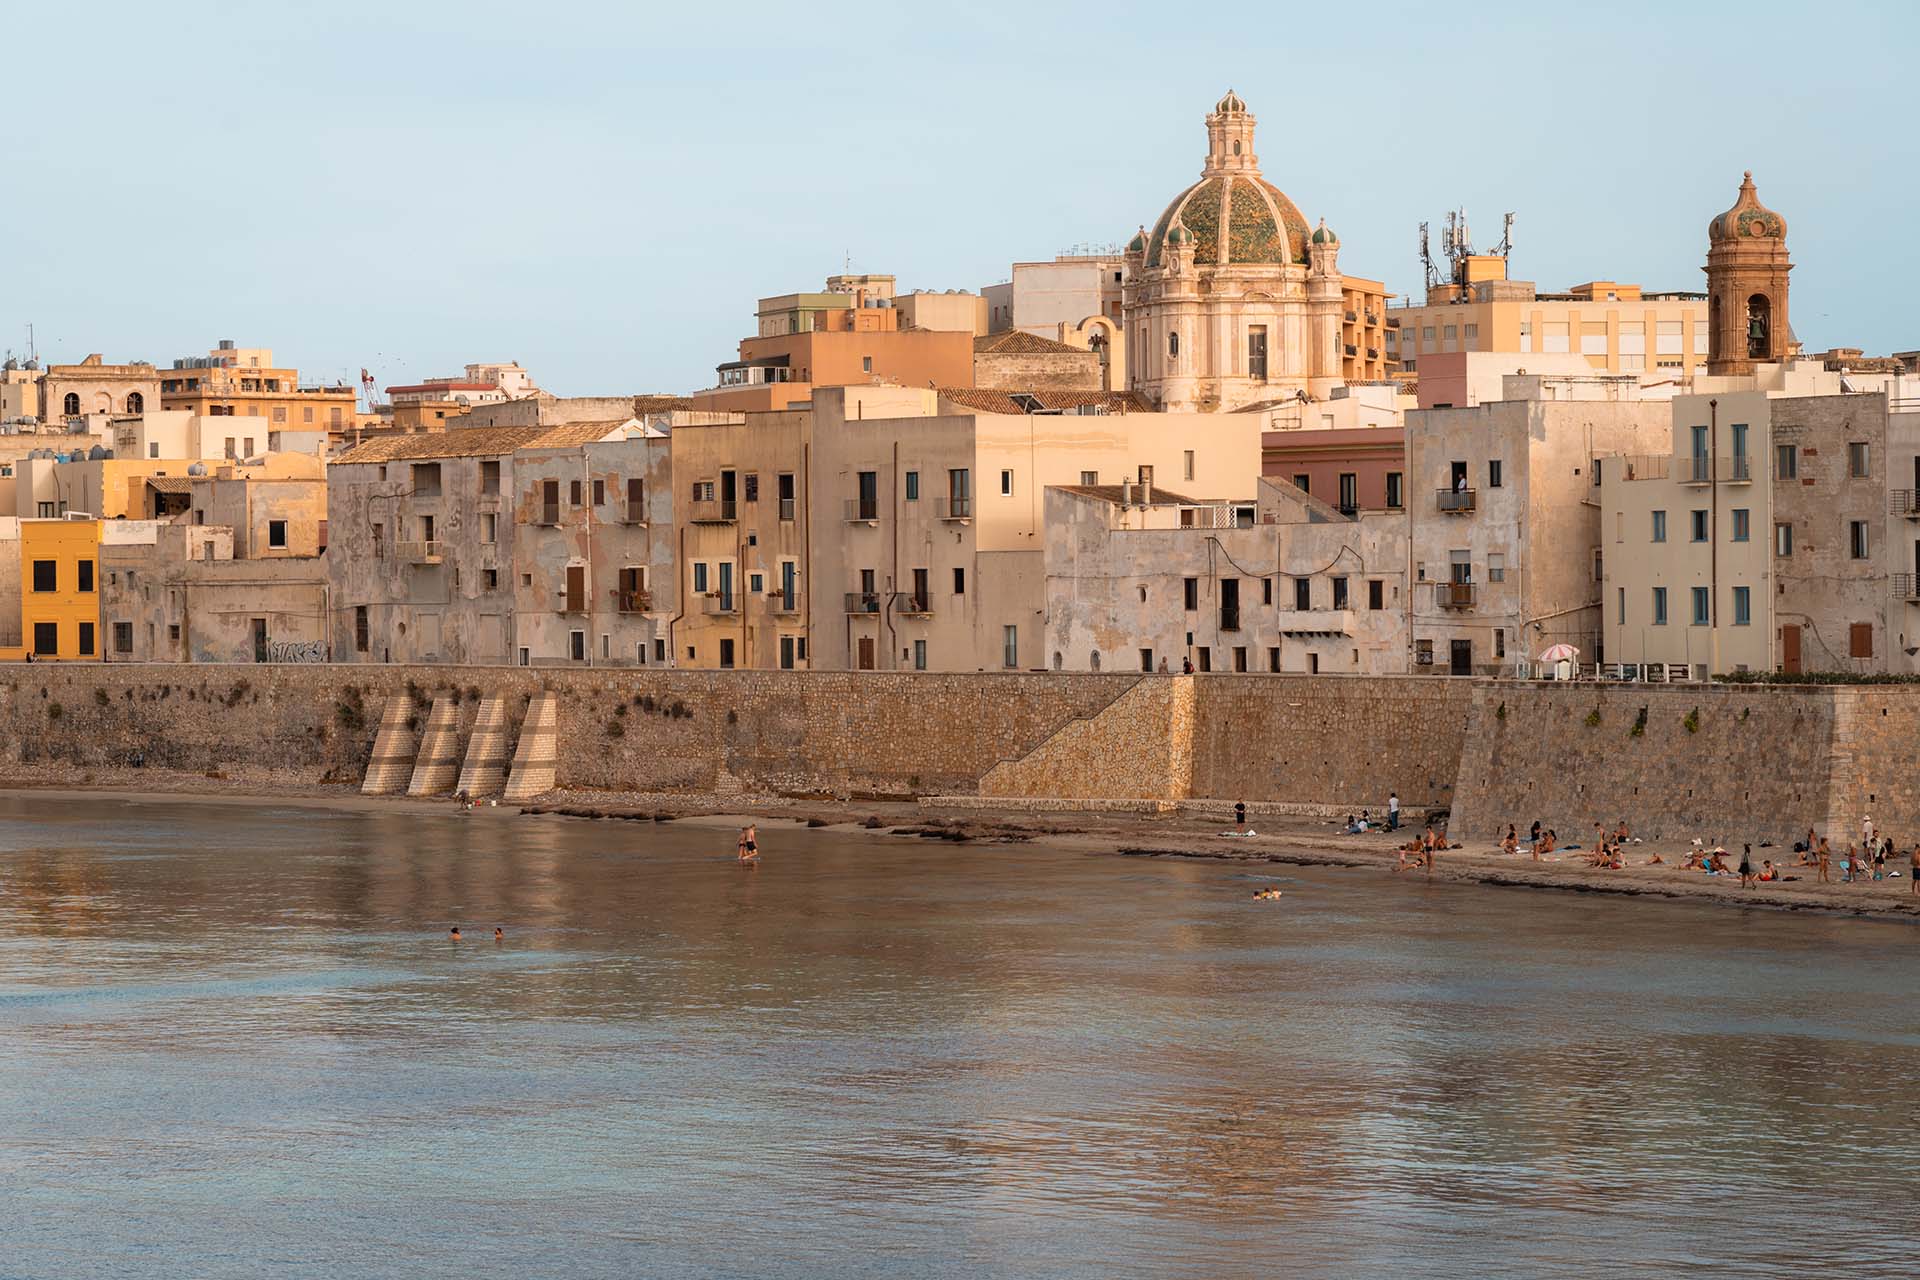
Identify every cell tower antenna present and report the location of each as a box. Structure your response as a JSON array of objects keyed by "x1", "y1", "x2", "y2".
[
  {"x1": 1418, "y1": 222, "x2": 1438, "y2": 294},
  {"x1": 1493, "y1": 211, "x2": 1516, "y2": 259}
]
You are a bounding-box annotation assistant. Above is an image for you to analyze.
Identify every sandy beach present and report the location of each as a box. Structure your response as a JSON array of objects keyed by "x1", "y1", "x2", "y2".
[{"x1": 5, "y1": 762, "x2": 1918, "y2": 922}]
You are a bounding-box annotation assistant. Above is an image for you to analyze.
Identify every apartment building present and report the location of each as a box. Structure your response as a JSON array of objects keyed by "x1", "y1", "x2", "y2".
[
  {"x1": 157, "y1": 340, "x2": 359, "y2": 436},
  {"x1": 327, "y1": 421, "x2": 664, "y2": 665},
  {"x1": 1044, "y1": 475, "x2": 1408, "y2": 675},
  {"x1": 805, "y1": 385, "x2": 1262, "y2": 672},
  {"x1": 1406, "y1": 378, "x2": 1673, "y2": 674},
  {"x1": 1603, "y1": 368, "x2": 1920, "y2": 674},
  {"x1": 10, "y1": 517, "x2": 102, "y2": 660},
  {"x1": 672, "y1": 409, "x2": 812, "y2": 670},
  {"x1": 101, "y1": 521, "x2": 329, "y2": 664}
]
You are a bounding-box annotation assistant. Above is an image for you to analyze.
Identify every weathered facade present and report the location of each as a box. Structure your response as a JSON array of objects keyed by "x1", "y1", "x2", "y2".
[
  {"x1": 101, "y1": 523, "x2": 329, "y2": 664},
  {"x1": 1043, "y1": 476, "x2": 1409, "y2": 675}
]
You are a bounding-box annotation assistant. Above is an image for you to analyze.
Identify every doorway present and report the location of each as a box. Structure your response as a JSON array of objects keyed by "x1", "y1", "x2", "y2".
[
  {"x1": 857, "y1": 636, "x2": 875, "y2": 671},
  {"x1": 1449, "y1": 638, "x2": 1473, "y2": 675},
  {"x1": 1781, "y1": 624, "x2": 1802, "y2": 675},
  {"x1": 251, "y1": 617, "x2": 267, "y2": 663}
]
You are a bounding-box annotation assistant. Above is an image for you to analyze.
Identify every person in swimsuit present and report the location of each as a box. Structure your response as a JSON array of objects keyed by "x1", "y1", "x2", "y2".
[
  {"x1": 1817, "y1": 842, "x2": 1831, "y2": 884},
  {"x1": 1910, "y1": 846, "x2": 1919, "y2": 895},
  {"x1": 449, "y1": 926, "x2": 462, "y2": 940},
  {"x1": 1738, "y1": 843, "x2": 1754, "y2": 888},
  {"x1": 738, "y1": 824, "x2": 760, "y2": 862},
  {"x1": 494, "y1": 927, "x2": 504, "y2": 942}
]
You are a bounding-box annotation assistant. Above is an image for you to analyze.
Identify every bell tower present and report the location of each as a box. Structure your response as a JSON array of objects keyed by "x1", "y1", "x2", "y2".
[
  {"x1": 1704, "y1": 171, "x2": 1792, "y2": 376},
  {"x1": 1203, "y1": 90, "x2": 1258, "y2": 177}
]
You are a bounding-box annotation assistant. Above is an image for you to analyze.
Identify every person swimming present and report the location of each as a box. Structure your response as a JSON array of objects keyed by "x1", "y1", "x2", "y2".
[
  {"x1": 449, "y1": 926, "x2": 462, "y2": 940},
  {"x1": 1252, "y1": 887, "x2": 1283, "y2": 900},
  {"x1": 494, "y1": 927, "x2": 504, "y2": 941}
]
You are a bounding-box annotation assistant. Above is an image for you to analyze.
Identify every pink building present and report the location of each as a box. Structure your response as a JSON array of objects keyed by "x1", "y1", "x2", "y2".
[{"x1": 1260, "y1": 425, "x2": 1406, "y2": 514}]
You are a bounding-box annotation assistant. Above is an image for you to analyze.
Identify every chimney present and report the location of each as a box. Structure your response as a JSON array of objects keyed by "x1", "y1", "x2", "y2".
[{"x1": 1136, "y1": 464, "x2": 1153, "y2": 506}]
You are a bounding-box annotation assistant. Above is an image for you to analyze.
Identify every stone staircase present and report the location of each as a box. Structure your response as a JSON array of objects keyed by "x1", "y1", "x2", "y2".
[{"x1": 356, "y1": 688, "x2": 560, "y2": 804}]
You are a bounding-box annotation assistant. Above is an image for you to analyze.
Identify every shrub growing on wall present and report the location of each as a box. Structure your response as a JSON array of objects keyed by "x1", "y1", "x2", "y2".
[{"x1": 1683, "y1": 707, "x2": 1701, "y2": 734}]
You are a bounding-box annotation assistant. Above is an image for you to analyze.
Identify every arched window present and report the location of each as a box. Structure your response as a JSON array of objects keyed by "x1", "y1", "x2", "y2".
[
  {"x1": 62, "y1": 392, "x2": 80, "y2": 416},
  {"x1": 1233, "y1": 140, "x2": 1242, "y2": 156},
  {"x1": 1169, "y1": 332, "x2": 1180, "y2": 359},
  {"x1": 1746, "y1": 293, "x2": 1771, "y2": 359},
  {"x1": 125, "y1": 391, "x2": 144, "y2": 413},
  {"x1": 1090, "y1": 650, "x2": 1101, "y2": 671}
]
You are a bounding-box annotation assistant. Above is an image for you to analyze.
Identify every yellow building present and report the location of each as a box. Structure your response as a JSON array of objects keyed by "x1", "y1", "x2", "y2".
[
  {"x1": 1390, "y1": 259, "x2": 1707, "y2": 383},
  {"x1": 157, "y1": 340, "x2": 360, "y2": 437},
  {"x1": 18, "y1": 519, "x2": 102, "y2": 660}
]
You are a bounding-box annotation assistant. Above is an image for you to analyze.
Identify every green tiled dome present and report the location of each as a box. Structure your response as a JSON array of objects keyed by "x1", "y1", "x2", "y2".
[{"x1": 1146, "y1": 175, "x2": 1310, "y2": 268}]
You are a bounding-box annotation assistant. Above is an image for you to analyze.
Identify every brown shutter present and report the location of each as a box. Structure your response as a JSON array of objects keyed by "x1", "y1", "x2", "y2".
[
  {"x1": 566, "y1": 565, "x2": 584, "y2": 613},
  {"x1": 1850, "y1": 622, "x2": 1873, "y2": 659}
]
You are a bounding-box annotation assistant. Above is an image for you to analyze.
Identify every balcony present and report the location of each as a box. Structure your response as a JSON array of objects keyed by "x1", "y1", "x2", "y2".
[
  {"x1": 1365, "y1": 311, "x2": 1379, "y2": 325},
  {"x1": 1891, "y1": 490, "x2": 1920, "y2": 518},
  {"x1": 1897, "y1": 574, "x2": 1920, "y2": 602},
  {"x1": 1344, "y1": 310, "x2": 1358, "y2": 323},
  {"x1": 1385, "y1": 316, "x2": 1401, "y2": 329},
  {"x1": 701, "y1": 593, "x2": 739, "y2": 616},
  {"x1": 844, "y1": 498, "x2": 880, "y2": 524},
  {"x1": 612, "y1": 589, "x2": 653, "y2": 613},
  {"x1": 397, "y1": 540, "x2": 442, "y2": 564},
  {"x1": 768, "y1": 592, "x2": 802, "y2": 616},
  {"x1": 534, "y1": 505, "x2": 562, "y2": 526},
  {"x1": 1680, "y1": 455, "x2": 1753, "y2": 485},
  {"x1": 1436, "y1": 581, "x2": 1476, "y2": 609},
  {"x1": 689, "y1": 498, "x2": 737, "y2": 523},
  {"x1": 894, "y1": 592, "x2": 933, "y2": 618},
  {"x1": 1366, "y1": 347, "x2": 1380, "y2": 360},
  {"x1": 1273, "y1": 608, "x2": 1356, "y2": 635},
  {"x1": 1437, "y1": 488, "x2": 1477, "y2": 513},
  {"x1": 938, "y1": 496, "x2": 973, "y2": 522},
  {"x1": 1344, "y1": 343, "x2": 1358, "y2": 357},
  {"x1": 845, "y1": 591, "x2": 882, "y2": 614}
]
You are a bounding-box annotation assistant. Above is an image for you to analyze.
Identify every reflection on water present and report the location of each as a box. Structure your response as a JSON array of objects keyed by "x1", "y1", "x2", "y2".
[{"x1": 1, "y1": 796, "x2": 1916, "y2": 1278}]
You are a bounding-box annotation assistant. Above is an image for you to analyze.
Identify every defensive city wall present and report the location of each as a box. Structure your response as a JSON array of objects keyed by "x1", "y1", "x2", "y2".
[{"x1": 0, "y1": 664, "x2": 1911, "y2": 842}]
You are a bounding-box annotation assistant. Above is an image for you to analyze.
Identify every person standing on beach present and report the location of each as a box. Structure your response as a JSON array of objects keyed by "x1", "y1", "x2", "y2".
[
  {"x1": 1910, "y1": 846, "x2": 1919, "y2": 895},
  {"x1": 1234, "y1": 801, "x2": 1247, "y2": 831},
  {"x1": 1817, "y1": 841, "x2": 1831, "y2": 884},
  {"x1": 1863, "y1": 814, "x2": 1875, "y2": 849},
  {"x1": 1387, "y1": 792, "x2": 1400, "y2": 831},
  {"x1": 1738, "y1": 843, "x2": 1754, "y2": 889}
]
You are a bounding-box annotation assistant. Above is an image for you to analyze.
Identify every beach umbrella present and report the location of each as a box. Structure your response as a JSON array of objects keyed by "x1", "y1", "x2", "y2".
[{"x1": 1538, "y1": 643, "x2": 1580, "y2": 663}]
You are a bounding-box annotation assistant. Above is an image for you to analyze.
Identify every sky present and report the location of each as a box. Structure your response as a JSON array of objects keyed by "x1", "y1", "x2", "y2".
[{"x1": 7, "y1": 0, "x2": 1916, "y2": 397}]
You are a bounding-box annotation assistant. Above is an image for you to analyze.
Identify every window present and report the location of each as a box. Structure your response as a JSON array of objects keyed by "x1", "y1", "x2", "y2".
[
  {"x1": 268, "y1": 520, "x2": 287, "y2": 549},
  {"x1": 1851, "y1": 623, "x2": 1874, "y2": 659},
  {"x1": 1731, "y1": 509, "x2": 1749, "y2": 542},
  {"x1": 1618, "y1": 586, "x2": 1626, "y2": 625},
  {"x1": 1487, "y1": 459, "x2": 1503, "y2": 489},
  {"x1": 1183, "y1": 577, "x2": 1199, "y2": 611},
  {"x1": 33, "y1": 622, "x2": 57, "y2": 655},
  {"x1": 126, "y1": 391, "x2": 144, "y2": 413},
  {"x1": 1294, "y1": 578, "x2": 1311, "y2": 610},
  {"x1": 484, "y1": 568, "x2": 498, "y2": 591},
  {"x1": 1332, "y1": 577, "x2": 1349, "y2": 609},
  {"x1": 482, "y1": 513, "x2": 497, "y2": 544},
  {"x1": 570, "y1": 630, "x2": 586, "y2": 662},
  {"x1": 1494, "y1": 627, "x2": 1505, "y2": 658},
  {"x1": 1464, "y1": 323, "x2": 1479, "y2": 342},
  {"x1": 1141, "y1": 648, "x2": 1154, "y2": 673},
  {"x1": 1292, "y1": 474, "x2": 1310, "y2": 495},
  {"x1": 149, "y1": 443, "x2": 159, "y2": 458},
  {"x1": 62, "y1": 392, "x2": 80, "y2": 416},
  {"x1": 749, "y1": 572, "x2": 764, "y2": 594},
  {"x1": 953, "y1": 567, "x2": 965, "y2": 595},
  {"x1": 862, "y1": 356, "x2": 873, "y2": 373},
  {"x1": 743, "y1": 473, "x2": 758, "y2": 503},
  {"x1": 1232, "y1": 647, "x2": 1247, "y2": 672},
  {"x1": 693, "y1": 562, "x2": 709, "y2": 593},
  {"x1": 1183, "y1": 450, "x2": 1195, "y2": 482},
  {"x1": 778, "y1": 472, "x2": 796, "y2": 520},
  {"x1": 1002, "y1": 625, "x2": 1018, "y2": 670},
  {"x1": 913, "y1": 639, "x2": 927, "y2": 671},
  {"x1": 1733, "y1": 586, "x2": 1751, "y2": 626},
  {"x1": 1651, "y1": 510, "x2": 1667, "y2": 542},
  {"x1": 569, "y1": 479, "x2": 582, "y2": 506},
  {"x1": 1168, "y1": 332, "x2": 1179, "y2": 359},
  {"x1": 1850, "y1": 520, "x2": 1869, "y2": 559},
  {"x1": 1691, "y1": 509, "x2": 1709, "y2": 542},
  {"x1": 1079, "y1": 470, "x2": 1098, "y2": 486},
  {"x1": 904, "y1": 471, "x2": 919, "y2": 501},
  {"x1": 1267, "y1": 647, "x2": 1280, "y2": 672},
  {"x1": 1262, "y1": 578, "x2": 1272, "y2": 605},
  {"x1": 1196, "y1": 647, "x2": 1211, "y2": 672},
  {"x1": 1652, "y1": 587, "x2": 1668, "y2": 625},
  {"x1": 1848, "y1": 442, "x2": 1870, "y2": 479},
  {"x1": 1248, "y1": 325, "x2": 1268, "y2": 381},
  {"x1": 1691, "y1": 586, "x2": 1710, "y2": 626},
  {"x1": 1775, "y1": 523, "x2": 1793, "y2": 557},
  {"x1": 114, "y1": 621, "x2": 132, "y2": 653},
  {"x1": 1385, "y1": 472, "x2": 1403, "y2": 509},
  {"x1": 1776, "y1": 443, "x2": 1798, "y2": 479},
  {"x1": 1338, "y1": 473, "x2": 1357, "y2": 511},
  {"x1": 1000, "y1": 469, "x2": 1013, "y2": 497},
  {"x1": 1368, "y1": 579, "x2": 1384, "y2": 610},
  {"x1": 77, "y1": 560, "x2": 94, "y2": 593},
  {"x1": 1487, "y1": 553, "x2": 1505, "y2": 583},
  {"x1": 592, "y1": 479, "x2": 605, "y2": 506},
  {"x1": 77, "y1": 623, "x2": 94, "y2": 656},
  {"x1": 31, "y1": 559, "x2": 54, "y2": 592}
]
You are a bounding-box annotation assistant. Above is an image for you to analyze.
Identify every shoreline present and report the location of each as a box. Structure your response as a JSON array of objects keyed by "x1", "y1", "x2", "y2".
[{"x1": 4, "y1": 772, "x2": 1918, "y2": 922}]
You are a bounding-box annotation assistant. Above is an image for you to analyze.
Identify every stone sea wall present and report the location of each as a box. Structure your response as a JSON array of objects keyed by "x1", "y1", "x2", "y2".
[{"x1": 1, "y1": 665, "x2": 1915, "y2": 845}]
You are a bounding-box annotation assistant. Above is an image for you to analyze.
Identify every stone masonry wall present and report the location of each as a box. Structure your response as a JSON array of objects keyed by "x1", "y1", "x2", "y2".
[
  {"x1": 1188, "y1": 676, "x2": 1474, "y2": 809},
  {"x1": 1449, "y1": 680, "x2": 1839, "y2": 843}
]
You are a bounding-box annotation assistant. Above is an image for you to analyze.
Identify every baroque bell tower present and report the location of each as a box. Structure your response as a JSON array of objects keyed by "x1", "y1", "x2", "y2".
[{"x1": 1704, "y1": 171, "x2": 1792, "y2": 376}]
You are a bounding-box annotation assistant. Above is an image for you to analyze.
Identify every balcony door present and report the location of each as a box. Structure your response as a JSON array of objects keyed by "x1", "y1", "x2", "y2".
[{"x1": 718, "y1": 561, "x2": 734, "y2": 612}]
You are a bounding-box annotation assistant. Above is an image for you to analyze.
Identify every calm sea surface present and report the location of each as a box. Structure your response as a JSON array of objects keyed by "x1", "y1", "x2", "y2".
[{"x1": 0, "y1": 796, "x2": 1915, "y2": 1279}]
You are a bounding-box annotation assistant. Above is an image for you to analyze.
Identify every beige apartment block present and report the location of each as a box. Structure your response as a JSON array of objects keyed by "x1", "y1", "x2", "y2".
[
  {"x1": 1603, "y1": 370, "x2": 1920, "y2": 675},
  {"x1": 1044, "y1": 476, "x2": 1409, "y2": 675},
  {"x1": 804, "y1": 385, "x2": 1261, "y2": 672},
  {"x1": 511, "y1": 434, "x2": 675, "y2": 668},
  {"x1": 157, "y1": 341, "x2": 359, "y2": 436},
  {"x1": 672, "y1": 409, "x2": 811, "y2": 671},
  {"x1": 1392, "y1": 267, "x2": 1708, "y2": 385},
  {"x1": 1407, "y1": 380, "x2": 1674, "y2": 674},
  {"x1": 327, "y1": 422, "x2": 645, "y2": 665},
  {"x1": 39, "y1": 354, "x2": 161, "y2": 421},
  {"x1": 2, "y1": 360, "x2": 40, "y2": 421}
]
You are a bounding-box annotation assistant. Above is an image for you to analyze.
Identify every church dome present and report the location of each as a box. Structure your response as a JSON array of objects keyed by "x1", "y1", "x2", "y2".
[
  {"x1": 1144, "y1": 174, "x2": 1311, "y2": 268},
  {"x1": 1125, "y1": 227, "x2": 1148, "y2": 254},
  {"x1": 1311, "y1": 218, "x2": 1338, "y2": 245},
  {"x1": 1215, "y1": 89, "x2": 1247, "y2": 115},
  {"x1": 1709, "y1": 171, "x2": 1787, "y2": 244}
]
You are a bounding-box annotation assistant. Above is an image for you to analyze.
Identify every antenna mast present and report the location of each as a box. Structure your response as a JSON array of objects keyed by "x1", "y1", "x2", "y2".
[{"x1": 1418, "y1": 222, "x2": 1438, "y2": 294}]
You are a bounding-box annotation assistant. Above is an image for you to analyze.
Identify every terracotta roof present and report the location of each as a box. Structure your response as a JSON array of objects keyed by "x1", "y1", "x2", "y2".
[
  {"x1": 331, "y1": 421, "x2": 624, "y2": 464},
  {"x1": 935, "y1": 388, "x2": 1148, "y2": 415},
  {"x1": 145, "y1": 476, "x2": 195, "y2": 493},
  {"x1": 1054, "y1": 483, "x2": 1212, "y2": 506},
  {"x1": 973, "y1": 330, "x2": 1087, "y2": 356},
  {"x1": 632, "y1": 394, "x2": 697, "y2": 414}
]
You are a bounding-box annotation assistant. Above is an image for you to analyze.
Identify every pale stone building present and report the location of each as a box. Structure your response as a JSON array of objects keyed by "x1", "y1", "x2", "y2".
[
  {"x1": 804, "y1": 385, "x2": 1262, "y2": 672},
  {"x1": 101, "y1": 522, "x2": 330, "y2": 665},
  {"x1": 38, "y1": 354, "x2": 161, "y2": 422},
  {"x1": 1044, "y1": 475, "x2": 1408, "y2": 675},
  {"x1": 1407, "y1": 378, "x2": 1673, "y2": 674}
]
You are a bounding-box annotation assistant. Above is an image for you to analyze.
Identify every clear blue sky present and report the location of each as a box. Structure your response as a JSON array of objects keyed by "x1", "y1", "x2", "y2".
[{"x1": 8, "y1": 0, "x2": 1914, "y2": 396}]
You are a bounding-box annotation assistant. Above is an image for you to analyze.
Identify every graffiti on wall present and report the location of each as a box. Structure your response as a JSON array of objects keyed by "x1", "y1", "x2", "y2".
[{"x1": 266, "y1": 640, "x2": 326, "y2": 664}]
